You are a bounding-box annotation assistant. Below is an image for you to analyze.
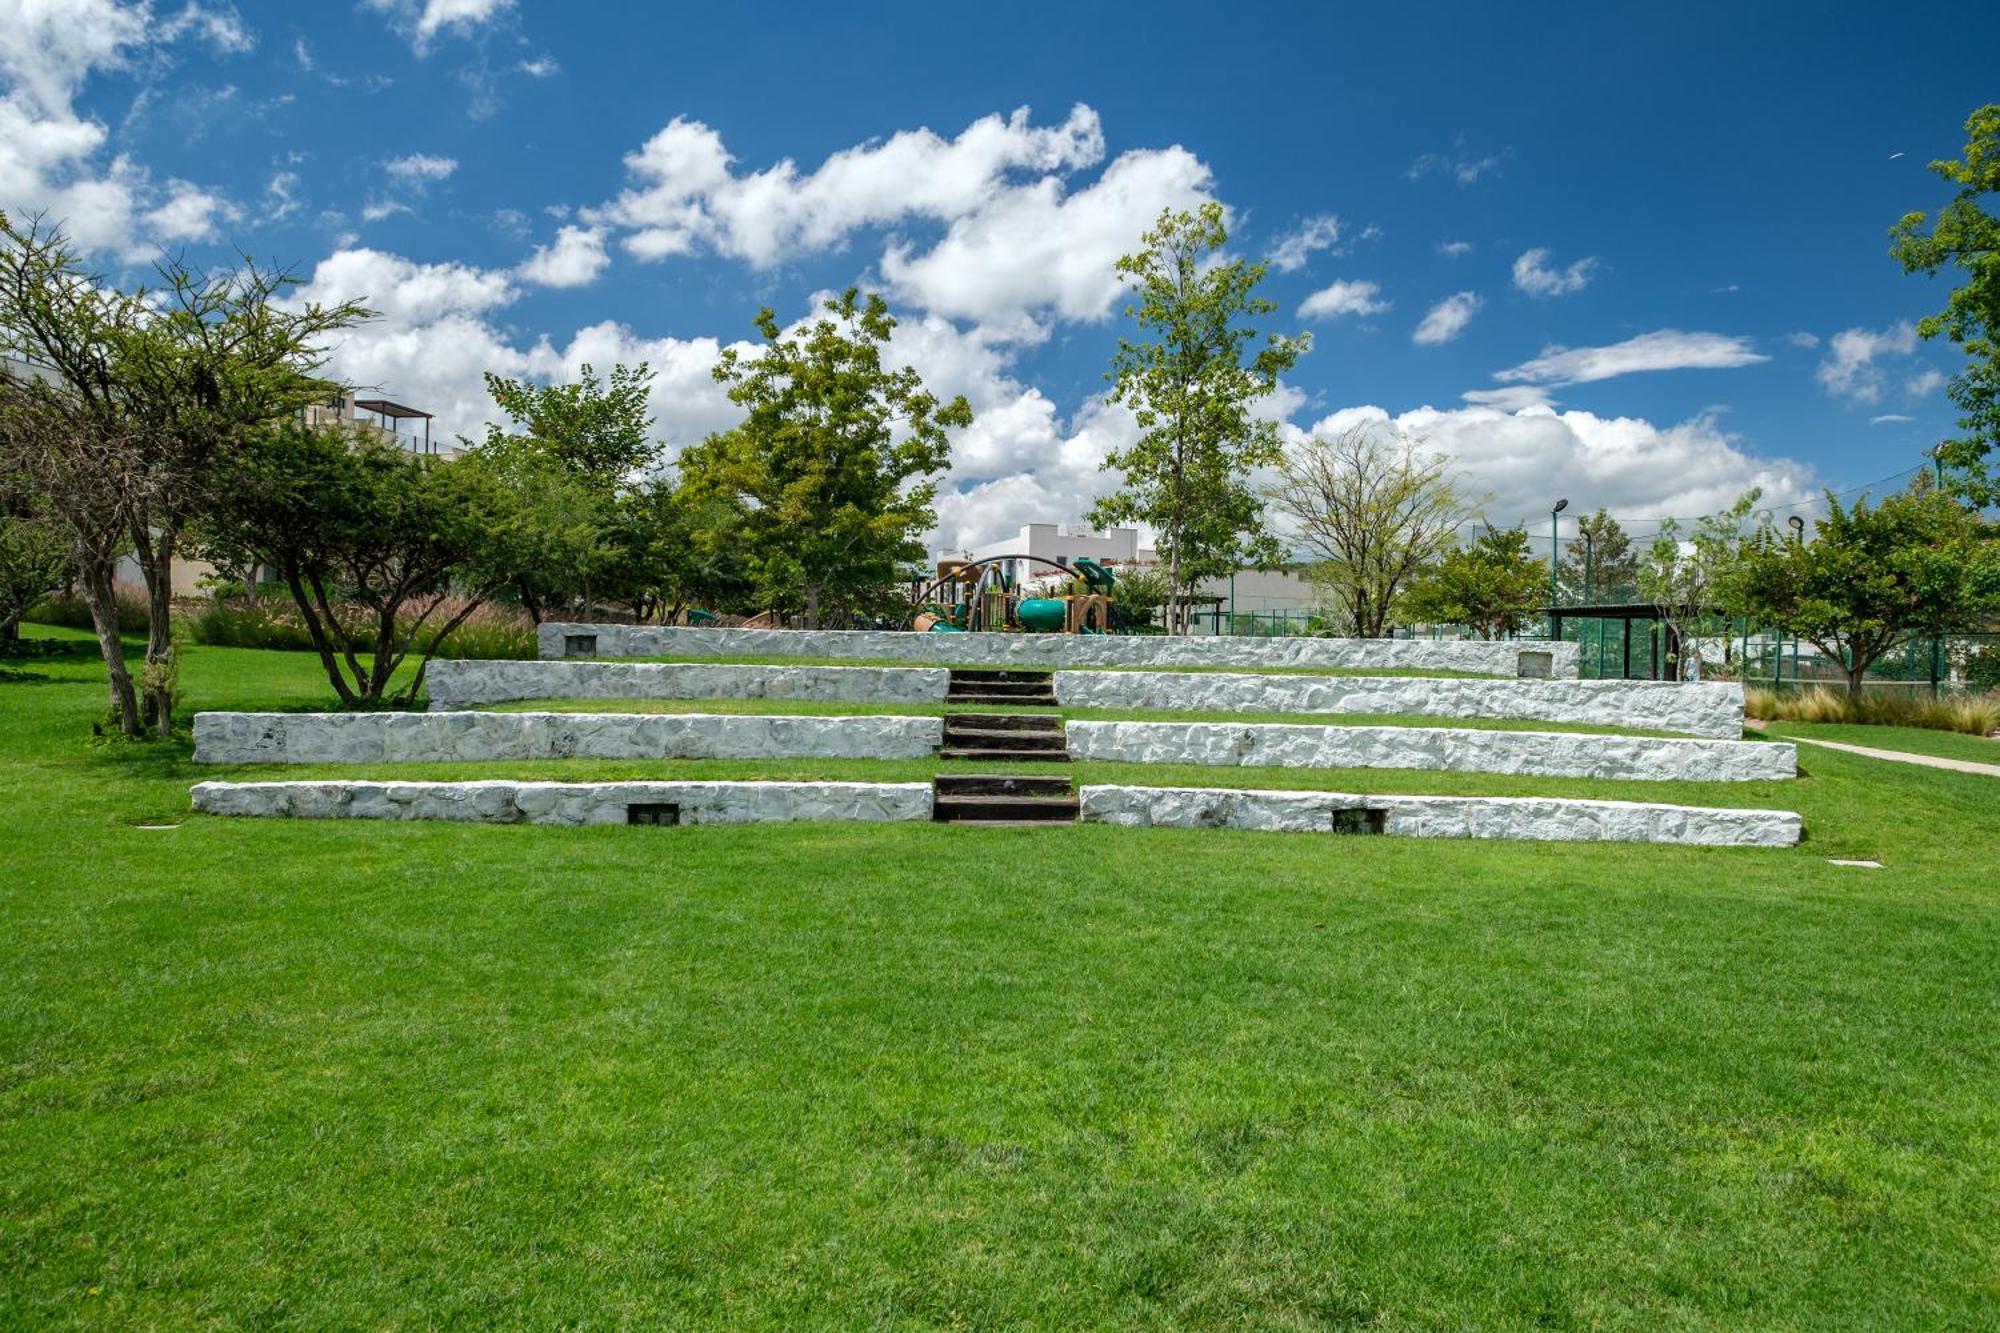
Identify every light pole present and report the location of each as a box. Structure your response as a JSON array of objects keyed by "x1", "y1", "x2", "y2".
[{"x1": 1549, "y1": 498, "x2": 1568, "y2": 638}]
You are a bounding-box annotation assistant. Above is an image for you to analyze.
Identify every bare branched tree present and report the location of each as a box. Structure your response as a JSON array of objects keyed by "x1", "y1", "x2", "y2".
[{"x1": 1266, "y1": 425, "x2": 1482, "y2": 638}]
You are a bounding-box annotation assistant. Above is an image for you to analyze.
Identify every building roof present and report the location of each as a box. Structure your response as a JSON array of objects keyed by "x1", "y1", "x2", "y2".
[{"x1": 353, "y1": 398, "x2": 432, "y2": 420}]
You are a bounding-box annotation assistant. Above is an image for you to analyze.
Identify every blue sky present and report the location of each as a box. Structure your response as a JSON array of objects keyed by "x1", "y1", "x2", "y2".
[{"x1": 4, "y1": 0, "x2": 1995, "y2": 551}]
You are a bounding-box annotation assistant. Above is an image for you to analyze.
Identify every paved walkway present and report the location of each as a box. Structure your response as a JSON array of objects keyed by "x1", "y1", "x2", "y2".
[{"x1": 1746, "y1": 719, "x2": 2000, "y2": 777}]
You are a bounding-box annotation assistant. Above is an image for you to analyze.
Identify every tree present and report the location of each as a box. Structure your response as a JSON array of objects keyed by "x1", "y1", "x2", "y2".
[
  {"x1": 1730, "y1": 480, "x2": 2000, "y2": 700},
  {"x1": 1891, "y1": 105, "x2": 2000, "y2": 505},
  {"x1": 1638, "y1": 491, "x2": 1759, "y2": 682},
  {"x1": 470, "y1": 362, "x2": 659, "y2": 621},
  {"x1": 1267, "y1": 424, "x2": 1478, "y2": 637},
  {"x1": 196, "y1": 423, "x2": 520, "y2": 707},
  {"x1": 677, "y1": 289, "x2": 971, "y2": 628},
  {"x1": 597, "y1": 483, "x2": 754, "y2": 623},
  {"x1": 1091, "y1": 203, "x2": 1307, "y2": 634},
  {"x1": 1403, "y1": 525, "x2": 1547, "y2": 640},
  {"x1": 1107, "y1": 561, "x2": 1170, "y2": 632},
  {"x1": 1556, "y1": 508, "x2": 1639, "y2": 602},
  {"x1": 0, "y1": 211, "x2": 365, "y2": 735},
  {"x1": 0, "y1": 509, "x2": 71, "y2": 648}
]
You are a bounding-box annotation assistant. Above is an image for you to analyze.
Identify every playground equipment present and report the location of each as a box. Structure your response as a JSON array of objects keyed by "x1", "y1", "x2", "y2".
[{"x1": 908, "y1": 554, "x2": 1119, "y2": 634}]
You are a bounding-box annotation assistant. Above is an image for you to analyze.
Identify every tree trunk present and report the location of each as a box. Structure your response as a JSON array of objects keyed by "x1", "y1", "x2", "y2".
[
  {"x1": 79, "y1": 557, "x2": 143, "y2": 736},
  {"x1": 1845, "y1": 664, "x2": 1868, "y2": 703},
  {"x1": 805, "y1": 584, "x2": 821, "y2": 632},
  {"x1": 1166, "y1": 546, "x2": 1184, "y2": 637},
  {"x1": 139, "y1": 529, "x2": 177, "y2": 734}
]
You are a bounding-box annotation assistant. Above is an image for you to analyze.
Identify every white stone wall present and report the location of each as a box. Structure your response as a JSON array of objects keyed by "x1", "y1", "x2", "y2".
[
  {"x1": 1064, "y1": 721, "x2": 1794, "y2": 782},
  {"x1": 426, "y1": 659, "x2": 949, "y2": 710},
  {"x1": 192, "y1": 779, "x2": 934, "y2": 825},
  {"x1": 537, "y1": 623, "x2": 1579, "y2": 678},
  {"x1": 1079, "y1": 785, "x2": 1802, "y2": 846},
  {"x1": 193, "y1": 711, "x2": 943, "y2": 765},
  {"x1": 1055, "y1": 672, "x2": 1744, "y2": 739}
]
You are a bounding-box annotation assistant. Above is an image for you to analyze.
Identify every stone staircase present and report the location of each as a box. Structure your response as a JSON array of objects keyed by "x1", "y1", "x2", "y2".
[
  {"x1": 932, "y1": 773, "x2": 1079, "y2": 825},
  {"x1": 939, "y1": 712, "x2": 1069, "y2": 762},
  {"x1": 945, "y1": 668, "x2": 1057, "y2": 706}
]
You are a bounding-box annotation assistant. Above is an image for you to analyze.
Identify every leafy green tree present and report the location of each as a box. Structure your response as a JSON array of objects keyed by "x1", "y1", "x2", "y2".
[
  {"x1": 470, "y1": 362, "x2": 658, "y2": 621},
  {"x1": 1091, "y1": 203, "x2": 1307, "y2": 634},
  {"x1": 197, "y1": 423, "x2": 521, "y2": 707},
  {"x1": 1403, "y1": 525, "x2": 1547, "y2": 639},
  {"x1": 0, "y1": 509, "x2": 71, "y2": 648},
  {"x1": 1268, "y1": 424, "x2": 1478, "y2": 637},
  {"x1": 598, "y1": 483, "x2": 755, "y2": 623},
  {"x1": 1891, "y1": 104, "x2": 2000, "y2": 505},
  {"x1": 1556, "y1": 509, "x2": 1639, "y2": 602},
  {"x1": 1107, "y1": 561, "x2": 1170, "y2": 632},
  {"x1": 0, "y1": 211, "x2": 365, "y2": 734},
  {"x1": 1638, "y1": 492, "x2": 1759, "y2": 682},
  {"x1": 678, "y1": 289, "x2": 971, "y2": 628},
  {"x1": 1730, "y1": 480, "x2": 2000, "y2": 700}
]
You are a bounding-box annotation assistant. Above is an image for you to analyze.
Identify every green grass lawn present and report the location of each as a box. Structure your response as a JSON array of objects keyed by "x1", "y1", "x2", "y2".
[
  {"x1": 487, "y1": 694, "x2": 1677, "y2": 737},
  {"x1": 5, "y1": 626, "x2": 1999, "y2": 1326},
  {"x1": 1765, "y1": 719, "x2": 2000, "y2": 766}
]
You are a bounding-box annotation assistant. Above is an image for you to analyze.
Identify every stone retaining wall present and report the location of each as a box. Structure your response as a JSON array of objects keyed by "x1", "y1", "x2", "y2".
[
  {"x1": 193, "y1": 711, "x2": 943, "y2": 765},
  {"x1": 1079, "y1": 785, "x2": 1801, "y2": 846},
  {"x1": 1064, "y1": 721, "x2": 1794, "y2": 782},
  {"x1": 191, "y1": 779, "x2": 933, "y2": 825},
  {"x1": 538, "y1": 623, "x2": 1578, "y2": 678},
  {"x1": 426, "y1": 659, "x2": 949, "y2": 710},
  {"x1": 1055, "y1": 671, "x2": 1743, "y2": 739}
]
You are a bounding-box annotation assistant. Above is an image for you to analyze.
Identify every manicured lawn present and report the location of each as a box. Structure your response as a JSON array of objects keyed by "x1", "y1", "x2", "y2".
[
  {"x1": 4, "y1": 626, "x2": 1998, "y2": 1326},
  {"x1": 1766, "y1": 719, "x2": 2000, "y2": 766},
  {"x1": 489, "y1": 694, "x2": 1678, "y2": 737}
]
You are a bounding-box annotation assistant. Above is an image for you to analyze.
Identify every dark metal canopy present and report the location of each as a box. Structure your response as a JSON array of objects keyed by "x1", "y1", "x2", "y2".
[{"x1": 353, "y1": 398, "x2": 433, "y2": 420}]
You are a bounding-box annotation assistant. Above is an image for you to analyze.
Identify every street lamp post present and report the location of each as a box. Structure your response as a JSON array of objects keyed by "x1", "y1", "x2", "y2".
[{"x1": 1549, "y1": 498, "x2": 1569, "y2": 638}]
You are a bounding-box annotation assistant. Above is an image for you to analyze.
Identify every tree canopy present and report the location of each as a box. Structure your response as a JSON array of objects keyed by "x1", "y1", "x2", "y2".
[
  {"x1": 676, "y1": 288, "x2": 971, "y2": 628},
  {"x1": 1891, "y1": 104, "x2": 2000, "y2": 505},
  {"x1": 1402, "y1": 526, "x2": 1546, "y2": 640},
  {"x1": 1091, "y1": 203, "x2": 1306, "y2": 634}
]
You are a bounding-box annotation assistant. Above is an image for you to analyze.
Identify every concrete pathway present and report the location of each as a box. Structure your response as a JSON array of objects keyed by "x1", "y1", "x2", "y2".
[{"x1": 1745, "y1": 719, "x2": 2000, "y2": 777}]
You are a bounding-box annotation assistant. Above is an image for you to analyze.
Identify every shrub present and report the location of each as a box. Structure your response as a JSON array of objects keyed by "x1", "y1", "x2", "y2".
[
  {"x1": 186, "y1": 595, "x2": 536, "y2": 661},
  {"x1": 27, "y1": 589, "x2": 148, "y2": 635},
  {"x1": 428, "y1": 601, "x2": 537, "y2": 660},
  {"x1": 186, "y1": 598, "x2": 322, "y2": 651},
  {"x1": 1745, "y1": 684, "x2": 2000, "y2": 735}
]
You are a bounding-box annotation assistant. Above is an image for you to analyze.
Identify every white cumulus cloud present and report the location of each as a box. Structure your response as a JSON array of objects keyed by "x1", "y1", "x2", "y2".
[
  {"x1": 1298, "y1": 279, "x2": 1389, "y2": 320},
  {"x1": 517, "y1": 225, "x2": 609, "y2": 288},
  {"x1": 1512, "y1": 247, "x2": 1598, "y2": 298},
  {"x1": 384, "y1": 153, "x2": 457, "y2": 185},
  {"x1": 364, "y1": 0, "x2": 513, "y2": 49},
  {"x1": 1815, "y1": 322, "x2": 1917, "y2": 404},
  {"x1": 1266, "y1": 215, "x2": 1341, "y2": 272},
  {"x1": 1413, "y1": 291, "x2": 1480, "y2": 345}
]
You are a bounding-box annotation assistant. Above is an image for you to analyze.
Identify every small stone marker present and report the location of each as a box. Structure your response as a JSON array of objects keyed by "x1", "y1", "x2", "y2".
[
  {"x1": 1826, "y1": 858, "x2": 1885, "y2": 868},
  {"x1": 1516, "y1": 650, "x2": 1554, "y2": 679}
]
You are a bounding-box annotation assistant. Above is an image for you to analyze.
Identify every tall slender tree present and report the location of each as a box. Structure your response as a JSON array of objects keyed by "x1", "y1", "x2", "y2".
[
  {"x1": 1091, "y1": 203, "x2": 1307, "y2": 634},
  {"x1": 1556, "y1": 509, "x2": 1640, "y2": 602}
]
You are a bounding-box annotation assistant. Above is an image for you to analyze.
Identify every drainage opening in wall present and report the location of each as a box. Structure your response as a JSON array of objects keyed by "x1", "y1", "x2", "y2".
[
  {"x1": 1516, "y1": 650, "x2": 1554, "y2": 679},
  {"x1": 1330, "y1": 808, "x2": 1388, "y2": 835},
  {"x1": 564, "y1": 633, "x2": 598, "y2": 656},
  {"x1": 627, "y1": 802, "x2": 680, "y2": 826}
]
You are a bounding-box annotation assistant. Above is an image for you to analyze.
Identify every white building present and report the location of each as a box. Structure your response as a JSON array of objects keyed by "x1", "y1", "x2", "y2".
[{"x1": 941, "y1": 523, "x2": 1320, "y2": 628}]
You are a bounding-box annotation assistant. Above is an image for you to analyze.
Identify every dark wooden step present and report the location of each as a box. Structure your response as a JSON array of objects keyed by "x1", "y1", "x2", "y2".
[
  {"x1": 941, "y1": 713, "x2": 1063, "y2": 732},
  {"x1": 933, "y1": 793, "x2": 1080, "y2": 823},
  {"x1": 938, "y1": 747, "x2": 1073, "y2": 763},
  {"x1": 942, "y1": 727, "x2": 1068, "y2": 750},
  {"x1": 946, "y1": 691, "x2": 1058, "y2": 706},
  {"x1": 948, "y1": 669, "x2": 1055, "y2": 684},
  {"x1": 936, "y1": 773, "x2": 1074, "y2": 798}
]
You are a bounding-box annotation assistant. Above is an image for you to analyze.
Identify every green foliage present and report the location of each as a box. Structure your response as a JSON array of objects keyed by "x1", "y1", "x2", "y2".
[
  {"x1": 1270, "y1": 426, "x2": 1477, "y2": 637},
  {"x1": 1091, "y1": 204, "x2": 1307, "y2": 631},
  {"x1": 1638, "y1": 492, "x2": 1760, "y2": 678},
  {"x1": 1731, "y1": 481, "x2": 2000, "y2": 698},
  {"x1": 196, "y1": 423, "x2": 522, "y2": 706},
  {"x1": 678, "y1": 289, "x2": 971, "y2": 627},
  {"x1": 1557, "y1": 509, "x2": 1639, "y2": 602},
  {"x1": 25, "y1": 589, "x2": 148, "y2": 635},
  {"x1": 596, "y1": 482, "x2": 755, "y2": 622},
  {"x1": 0, "y1": 512, "x2": 71, "y2": 643},
  {"x1": 1890, "y1": 104, "x2": 2000, "y2": 504},
  {"x1": 478, "y1": 362, "x2": 658, "y2": 479},
  {"x1": 1403, "y1": 526, "x2": 1547, "y2": 639},
  {"x1": 1106, "y1": 561, "x2": 1170, "y2": 631}
]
